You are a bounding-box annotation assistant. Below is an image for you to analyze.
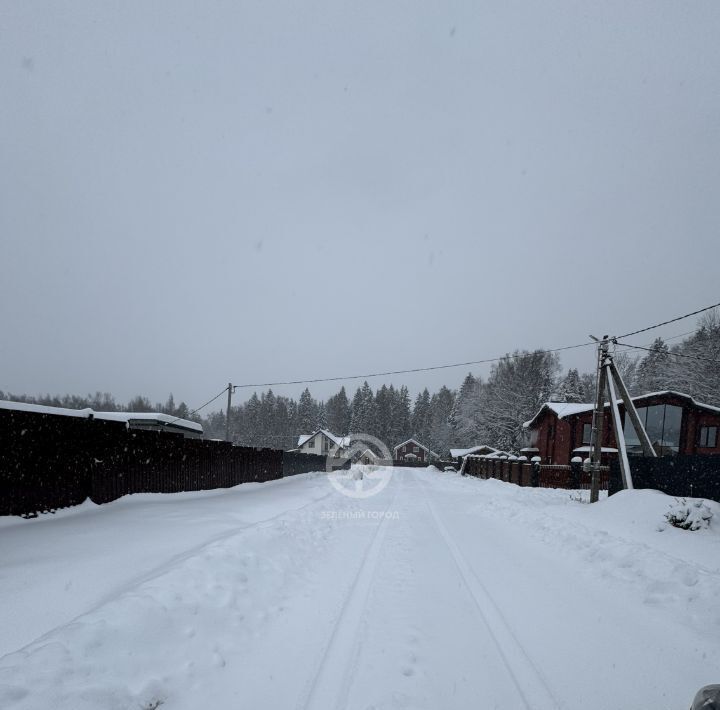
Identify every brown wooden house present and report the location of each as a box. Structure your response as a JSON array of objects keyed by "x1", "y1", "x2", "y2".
[
  {"x1": 522, "y1": 391, "x2": 720, "y2": 465},
  {"x1": 393, "y1": 438, "x2": 438, "y2": 463}
]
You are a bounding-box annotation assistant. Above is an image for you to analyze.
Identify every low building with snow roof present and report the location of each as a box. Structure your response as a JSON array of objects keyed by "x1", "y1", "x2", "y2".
[{"x1": 522, "y1": 391, "x2": 720, "y2": 465}]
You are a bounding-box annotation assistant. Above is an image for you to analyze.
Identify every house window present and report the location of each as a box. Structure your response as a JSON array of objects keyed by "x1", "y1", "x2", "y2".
[
  {"x1": 582, "y1": 423, "x2": 593, "y2": 445},
  {"x1": 698, "y1": 426, "x2": 718, "y2": 448},
  {"x1": 623, "y1": 404, "x2": 682, "y2": 455},
  {"x1": 413, "y1": 446, "x2": 419, "y2": 453},
  {"x1": 308, "y1": 439, "x2": 314, "y2": 448}
]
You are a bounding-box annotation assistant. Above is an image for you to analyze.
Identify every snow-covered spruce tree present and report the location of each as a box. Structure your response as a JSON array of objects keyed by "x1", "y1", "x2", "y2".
[
  {"x1": 449, "y1": 373, "x2": 484, "y2": 447},
  {"x1": 297, "y1": 387, "x2": 319, "y2": 434},
  {"x1": 374, "y1": 384, "x2": 393, "y2": 445},
  {"x1": 388, "y1": 385, "x2": 412, "y2": 446},
  {"x1": 428, "y1": 386, "x2": 456, "y2": 456},
  {"x1": 411, "y1": 388, "x2": 432, "y2": 444},
  {"x1": 349, "y1": 381, "x2": 377, "y2": 436},
  {"x1": 317, "y1": 402, "x2": 328, "y2": 429},
  {"x1": 326, "y1": 386, "x2": 351, "y2": 435}
]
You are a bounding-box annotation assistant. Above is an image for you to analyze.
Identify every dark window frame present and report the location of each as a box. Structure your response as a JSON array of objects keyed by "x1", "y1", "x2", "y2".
[
  {"x1": 582, "y1": 422, "x2": 593, "y2": 445},
  {"x1": 698, "y1": 425, "x2": 718, "y2": 448}
]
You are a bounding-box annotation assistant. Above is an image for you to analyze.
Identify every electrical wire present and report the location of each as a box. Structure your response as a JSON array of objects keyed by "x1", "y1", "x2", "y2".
[
  {"x1": 165, "y1": 386, "x2": 230, "y2": 426},
  {"x1": 230, "y1": 341, "x2": 595, "y2": 390},
  {"x1": 188, "y1": 300, "x2": 720, "y2": 416},
  {"x1": 615, "y1": 341, "x2": 720, "y2": 364},
  {"x1": 616, "y1": 301, "x2": 720, "y2": 340}
]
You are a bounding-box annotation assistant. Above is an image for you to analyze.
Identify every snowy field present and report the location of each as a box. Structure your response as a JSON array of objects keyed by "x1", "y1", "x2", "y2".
[{"x1": 1, "y1": 467, "x2": 718, "y2": 710}]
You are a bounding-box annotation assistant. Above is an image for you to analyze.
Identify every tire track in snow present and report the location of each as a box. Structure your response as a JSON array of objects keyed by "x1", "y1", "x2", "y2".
[
  {"x1": 295, "y1": 474, "x2": 401, "y2": 710},
  {"x1": 2, "y1": 484, "x2": 339, "y2": 661},
  {"x1": 416, "y1": 472, "x2": 563, "y2": 710}
]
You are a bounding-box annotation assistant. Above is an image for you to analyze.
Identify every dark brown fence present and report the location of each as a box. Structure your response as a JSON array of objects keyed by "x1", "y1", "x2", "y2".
[
  {"x1": 462, "y1": 456, "x2": 610, "y2": 491},
  {"x1": 283, "y1": 451, "x2": 334, "y2": 477},
  {"x1": 0, "y1": 408, "x2": 283, "y2": 517},
  {"x1": 392, "y1": 459, "x2": 458, "y2": 469},
  {"x1": 609, "y1": 455, "x2": 720, "y2": 501}
]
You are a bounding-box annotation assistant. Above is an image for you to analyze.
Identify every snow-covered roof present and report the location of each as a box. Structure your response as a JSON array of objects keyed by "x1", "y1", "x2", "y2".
[
  {"x1": 450, "y1": 445, "x2": 499, "y2": 458},
  {"x1": 93, "y1": 411, "x2": 203, "y2": 433},
  {"x1": 297, "y1": 429, "x2": 350, "y2": 448},
  {"x1": 0, "y1": 400, "x2": 94, "y2": 418},
  {"x1": 393, "y1": 438, "x2": 439, "y2": 457},
  {"x1": 523, "y1": 390, "x2": 720, "y2": 430},
  {"x1": 359, "y1": 448, "x2": 378, "y2": 458},
  {"x1": 0, "y1": 400, "x2": 202, "y2": 433}
]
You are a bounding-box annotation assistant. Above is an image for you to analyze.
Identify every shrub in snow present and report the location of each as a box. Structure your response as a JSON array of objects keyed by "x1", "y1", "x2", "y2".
[{"x1": 665, "y1": 498, "x2": 713, "y2": 531}]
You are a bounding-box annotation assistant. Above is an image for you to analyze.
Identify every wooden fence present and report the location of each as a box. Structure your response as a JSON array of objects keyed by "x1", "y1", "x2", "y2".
[
  {"x1": 392, "y1": 459, "x2": 458, "y2": 469},
  {"x1": 609, "y1": 455, "x2": 720, "y2": 502},
  {"x1": 282, "y1": 450, "x2": 345, "y2": 477},
  {"x1": 1, "y1": 408, "x2": 283, "y2": 517},
  {"x1": 462, "y1": 456, "x2": 610, "y2": 490}
]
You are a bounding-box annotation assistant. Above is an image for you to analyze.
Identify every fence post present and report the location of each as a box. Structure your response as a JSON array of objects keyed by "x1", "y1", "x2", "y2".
[
  {"x1": 570, "y1": 456, "x2": 582, "y2": 489},
  {"x1": 531, "y1": 456, "x2": 541, "y2": 487}
]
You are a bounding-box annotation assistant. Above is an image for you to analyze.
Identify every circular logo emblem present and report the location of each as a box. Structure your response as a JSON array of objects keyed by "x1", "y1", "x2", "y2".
[{"x1": 326, "y1": 433, "x2": 393, "y2": 498}]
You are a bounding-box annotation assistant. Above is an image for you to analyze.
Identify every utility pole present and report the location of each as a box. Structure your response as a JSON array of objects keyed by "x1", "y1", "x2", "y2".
[
  {"x1": 588, "y1": 335, "x2": 657, "y2": 502},
  {"x1": 225, "y1": 383, "x2": 233, "y2": 443},
  {"x1": 589, "y1": 337, "x2": 609, "y2": 503}
]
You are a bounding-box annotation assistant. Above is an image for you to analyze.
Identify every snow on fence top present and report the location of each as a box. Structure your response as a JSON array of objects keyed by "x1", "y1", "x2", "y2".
[{"x1": 0, "y1": 400, "x2": 203, "y2": 433}]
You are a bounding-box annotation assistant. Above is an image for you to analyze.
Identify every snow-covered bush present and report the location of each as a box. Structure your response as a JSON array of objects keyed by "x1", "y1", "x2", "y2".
[{"x1": 665, "y1": 498, "x2": 713, "y2": 531}]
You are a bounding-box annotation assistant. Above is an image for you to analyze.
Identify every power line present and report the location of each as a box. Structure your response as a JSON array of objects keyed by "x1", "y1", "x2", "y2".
[
  {"x1": 231, "y1": 341, "x2": 595, "y2": 390},
  {"x1": 166, "y1": 385, "x2": 230, "y2": 426},
  {"x1": 188, "y1": 301, "x2": 719, "y2": 415},
  {"x1": 615, "y1": 341, "x2": 720, "y2": 364},
  {"x1": 617, "y1": 301, "x2": 720, "y2": 340}
]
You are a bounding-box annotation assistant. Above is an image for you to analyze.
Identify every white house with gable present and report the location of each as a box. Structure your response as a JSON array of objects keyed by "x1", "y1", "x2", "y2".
[{"x1": 295, "y1": 429, "x2": 351, "y2": 458}]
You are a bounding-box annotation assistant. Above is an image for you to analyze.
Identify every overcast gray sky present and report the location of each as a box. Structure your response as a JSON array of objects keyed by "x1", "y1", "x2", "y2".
[{"x1": 2, "y1": 0, "x2": 719, "y2": 411}]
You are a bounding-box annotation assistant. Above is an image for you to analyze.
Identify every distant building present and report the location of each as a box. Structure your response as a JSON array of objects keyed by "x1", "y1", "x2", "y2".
[
  {"x1": 393, "y1": 438, "x2": 438, "y2": 463},
  {"x1": 522, "y1": 390, "x2": 720, "y2": 465},
  {"x1": 0, "y1": 400, "x2": 203, "y2": 438},
  {"x1": 294, "y1": 429, "x2": 350, "y2": 458},
  {"x1": 357, "y1": 448, "x2": 378, "y2": 465}
]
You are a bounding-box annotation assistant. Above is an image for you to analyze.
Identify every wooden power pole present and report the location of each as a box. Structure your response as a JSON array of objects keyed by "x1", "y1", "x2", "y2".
[
  {"x1": 588, "y1": 336, "x2": 657, "y2": 502},
  {"x1": 225, "y1": 382, "x2": 233, "y2": 443}
]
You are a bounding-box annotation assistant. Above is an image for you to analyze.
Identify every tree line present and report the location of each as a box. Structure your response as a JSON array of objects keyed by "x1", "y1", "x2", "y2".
[{"x1": 3, "y1": 313, "x2": 718, "y2": 456}]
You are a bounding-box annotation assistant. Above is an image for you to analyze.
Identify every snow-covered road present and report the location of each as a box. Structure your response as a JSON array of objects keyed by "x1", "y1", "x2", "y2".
[{"x1": 1, "y1": 467, "x2": 718, "y2": 710}]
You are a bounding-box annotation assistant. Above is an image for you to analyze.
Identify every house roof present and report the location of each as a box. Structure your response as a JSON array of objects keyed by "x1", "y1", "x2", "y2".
[
  {"x1": 297, "y1": 429, "x2": 350, "y2": 448},
  {"x1": 523, "y1": 390, "x2": 720, "y2": 430},
  {"x1": 450, "y1": 445, "x2": 499, "y2": 458},
  {"x1": 393, "y1": 438, "x2": 439, "y2": 457},
  {"x1": 0, "y1": 400, "x2": 203, "y2": 433},
  {"x1": 359, "y1": 448, "x2": 378, "y2": 458},
  {"x1": 94, "y1": 411, "x2": 203, "y2": 433}
]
